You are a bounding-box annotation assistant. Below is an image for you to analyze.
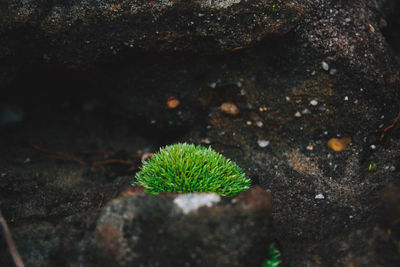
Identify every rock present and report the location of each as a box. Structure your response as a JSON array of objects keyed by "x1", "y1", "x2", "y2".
[
  {"x1": 166, "y1": 96, "x2": 180, "y2": 109},
  {"x1": 257, "y1": 140, "x2": 270, "y2": 148},
  {"x1": 95, "y1": 187, "x2": 273, "y2": 267},
  {"x1": 220, "y1": 102, "x2": 240, "y2": 116},
  {"x1": 0, "y1": 0, "x2": 300, "y2": 71},
  {"x1": 321, "y1": 61, "x2": 329, "y2": 71},
  {"x1": 327, "y1": 137, "x2": 351, "y2": 152}
]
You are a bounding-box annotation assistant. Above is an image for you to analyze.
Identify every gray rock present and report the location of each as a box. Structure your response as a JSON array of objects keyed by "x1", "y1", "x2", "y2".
[
  {"x1": 0, "y1": 0, "x2": 298, "y2": 69},
  {"x1": 95, "y1": 187, "x2": 274, "y2": 267}
]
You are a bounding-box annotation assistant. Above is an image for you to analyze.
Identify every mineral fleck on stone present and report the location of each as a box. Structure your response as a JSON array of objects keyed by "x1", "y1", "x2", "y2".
[{"x1": 220, "y1": 102, "x2": 240, "y2": 116}]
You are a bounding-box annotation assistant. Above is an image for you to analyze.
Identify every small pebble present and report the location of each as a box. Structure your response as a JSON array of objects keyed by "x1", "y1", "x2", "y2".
[
  {"x1": 246, "y1": 121, "x2": 252, "y2": 126},
  {"x1": 344, "y1": 96, "x2": 349, "y2": 101},
  {"x1": 370, "y1": 144, "x2": 376, "y2": 150},
  {"x1": 310, "y1": 100, "x2": 318, "y2": 106},
  {"x1": 368, "y1": 24, "x2": 375, "y2": 32},
  {"x1": 321, "y1": 61, "x2": 329, "y2": 71},
  {"x1": 200, "y1": 138, "x2": 211, "y2": 144},
  {"x1": 306, "y1": 145, "x2": 314, "y2": 151},
  {"x1": 315, "y1": 194, "x2": 325, "y2": 200},
  {"x1": 329, "y1": 68, "x2": 337, "y2": 75},
  {"x1": 327, "y1": 137, "x2": 351, "y2": 152},
  {"x1": 318, "y1": 106, "x2": 327, "y2": 111},
  {"x1": 166, "y1": 97, "x2": 180, "y2": 109},
  {"x1": 390, "y1": 166, "x2": 396, "y2": 172},
  {"x1": 285, "y1": 96, "x2": 291, "y2": 101},
  {"x1": 255, "y1": 121, "x2": 264, "y2": 128},
  {"x1": 302, "y1": 108, "x2": 311, "y2": 115},
  {"x1": 24, "y1": 157, "x2": 31, "y2": 164},
  {"x1": 294, "y1": 111, "x2": 302, "y2": 117},
  {"x1": 257, "y1": 140, "x2": 270, "y2": 148},
  {"x1": 209, "y1": 82, "x2": 217, "y2": 88},
  {"x1": 220, "y1": 102, "x2": 239, "y2": 116}
]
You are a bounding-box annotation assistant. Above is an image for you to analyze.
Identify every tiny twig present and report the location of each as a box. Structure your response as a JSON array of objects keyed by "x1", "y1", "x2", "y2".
[
  {"x1": 27, "y1": 141, "x2": 136, "y2": 171},
  {"x1": 92, "y1": 159, "x2": 136, "y2": 171},
  {"x1": 97, "y1": 186, "x2": 105, "y2": 209},
  {"x1": 378, "y1": 111, "x2": 400, "y2": 142},
  {"x1": 0, "y1": 210, "x2": 25, "y2": 267}
]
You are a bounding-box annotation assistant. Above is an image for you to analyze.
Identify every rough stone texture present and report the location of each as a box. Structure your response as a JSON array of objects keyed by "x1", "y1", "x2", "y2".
[
  {"x1": 0, "y1": 0, "x2": 299, "y2": 72},
  {"x1": 94, "y1": 187, "x2": 273, "y2": 267}
]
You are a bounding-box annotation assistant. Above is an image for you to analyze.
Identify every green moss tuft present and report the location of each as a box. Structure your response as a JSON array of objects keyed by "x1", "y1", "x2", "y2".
[{"x1": 133, "y1": 143, "x2": 251, "y2": 197}]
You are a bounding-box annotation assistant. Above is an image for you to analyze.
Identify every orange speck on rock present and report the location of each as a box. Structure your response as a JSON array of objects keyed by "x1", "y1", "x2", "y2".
[
  {"x1": 167, "y1": 97, "x2": 180, "y2": 109},
  {"x1": 327, "y1": 137, "x2": 351, "y2": 152},
  {"x1": 220, "y1": 102, "x2": 240, "y2": 116}
]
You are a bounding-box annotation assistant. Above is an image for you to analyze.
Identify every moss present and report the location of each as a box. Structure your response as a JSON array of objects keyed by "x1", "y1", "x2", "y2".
[
  {"x1": 264, "y1": 243, "x2": 282, "y2": 267},
  {"x1": 133, "y1": 143, "x2": 251, "y2": 197}
]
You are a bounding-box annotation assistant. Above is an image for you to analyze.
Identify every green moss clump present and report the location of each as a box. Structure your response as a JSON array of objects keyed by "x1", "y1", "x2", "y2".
[
  {"x1": 133, "y1": 143, "x2": 251, "y2": 197},
  {"x1": 264, "y1": 243, "x2": 281, "y2": 267}
]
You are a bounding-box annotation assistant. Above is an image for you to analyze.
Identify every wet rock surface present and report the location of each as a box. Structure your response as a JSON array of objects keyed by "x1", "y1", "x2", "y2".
[
  {"x1": 94, "y1": 187, "x2": 273, "y2": 267},
  {"x1": 1, "y1": 0, "x2": 400, "y2": 266}
]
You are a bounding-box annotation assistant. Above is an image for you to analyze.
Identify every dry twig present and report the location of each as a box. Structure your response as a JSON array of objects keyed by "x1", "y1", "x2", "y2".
[
  {"x1": 0, "y1": 210, "x2": 25, "y2": 267},
  {"x1": 97, "y1": 186, "x2": 105, "y2": 209},
  {"x1": 378, "y1": 111, "x2": 400, "y2": 142}
]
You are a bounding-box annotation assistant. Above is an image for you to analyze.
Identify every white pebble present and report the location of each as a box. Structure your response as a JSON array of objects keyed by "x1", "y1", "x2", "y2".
[
  {"x1": 321, "y1": 61, "x2": 329, "y2": 71},
  {"x1": 329, "y1": 68, "x2": 337, "y2": 75},
  {"x1": 370, "y1": 144, "x2": 376, "y2": 150},
  {"x1": 302, "y1": 108, "x2": 311, "y2": 115},
  {"x1": 344, "y1": 96, "x2": 349, "y2": 101},
  {"x1": 294, "y1": 111, "x2": 302, "y2": 117},
  {"x1": 255, "y1": 121, "x2": 264, "y2": 128},
  {"x1": 315, "y1": 193, "x2": 325, "y2": 200},
  {"x1": 257, "y1": 140, "x2": 270, "y2": 148},
  {"x1": 310, "y1": 100, "x2": 318, "y2": 106}
]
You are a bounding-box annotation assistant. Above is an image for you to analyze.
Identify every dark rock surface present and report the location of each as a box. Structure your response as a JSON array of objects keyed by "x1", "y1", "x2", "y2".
[
  {"x1": 94, "y1": 187, "x2": 273, "y2": 267},
  {"x1": 0, "y1": 0, "x2": 298, "y2": 74}
]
